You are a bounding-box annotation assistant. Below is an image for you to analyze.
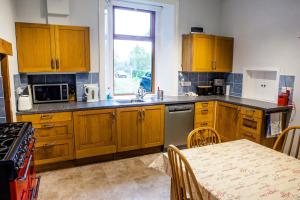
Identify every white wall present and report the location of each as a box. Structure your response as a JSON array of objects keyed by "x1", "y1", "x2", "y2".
[
  {"x1": 15, "y1": 0, "x2": 100, "y2": 72},
  {"x1": 0, "y1": 0, "x2": 18, "y2": 121},
  {"x1": 179, "y1": 0, "x2": 221, "y2": 35},
  {"x1": 220, "y1": 0, "x2": 300, "y2": 124}
]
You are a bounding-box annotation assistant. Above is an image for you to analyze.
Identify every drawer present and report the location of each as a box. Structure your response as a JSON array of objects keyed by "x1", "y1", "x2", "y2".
[
  {"x1": 195, "y1": 108, "x2": 214, "y2": 118},
  {"x1": 239, "y1": 128, "x2": 259, "y2": 142},
  {"x1": 195, "y1": 101, "x2": 215, "y2": 109},
  {"x1": 33, "y1": 121, "x2": 73, "y2": 141},
  {"x1": 18, "y1": 112, "x2": 72, "y2": 123},
  {"x1": 34, "y1": 139, "x2": 74, "y2": 165},
  {"x1": 194, "y1": 121, "x2": 214, "y2": 128},
  {"x1": 240, "y1": 107, "x2": 263, "y2": 119}
]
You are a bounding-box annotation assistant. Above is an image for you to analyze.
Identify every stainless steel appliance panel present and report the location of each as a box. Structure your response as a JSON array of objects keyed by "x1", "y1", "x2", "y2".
[{"x1": 164, "y1": 104, "x2": 195, "y2": 148}]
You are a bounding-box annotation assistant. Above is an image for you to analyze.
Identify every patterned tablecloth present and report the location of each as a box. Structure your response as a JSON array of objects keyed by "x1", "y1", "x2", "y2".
[{"x1": 149, "y1": 139, "x2": 300, "y2": 200}]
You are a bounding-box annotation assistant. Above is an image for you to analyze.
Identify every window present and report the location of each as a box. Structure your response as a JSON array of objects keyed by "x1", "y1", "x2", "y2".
[{"x1": 113, "y1": 6, "x2": 155, "y2": 95}]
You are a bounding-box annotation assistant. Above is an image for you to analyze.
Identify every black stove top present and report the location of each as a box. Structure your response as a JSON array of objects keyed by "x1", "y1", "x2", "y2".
[
  {"x1": 0, "y1": 123, "x2": 26, "y2": 160},
  {"x1": 0, "y1": 122, "x2": 34, "y2": 180}
]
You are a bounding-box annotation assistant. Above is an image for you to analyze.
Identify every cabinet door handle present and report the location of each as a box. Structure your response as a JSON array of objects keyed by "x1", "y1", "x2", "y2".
[
  {"x1": 142, "y1": 109, "x2": 145, "y2": 120},
  {"x1": 41, "y1": 124, "x2": 54, "y2": 129},
  {"x1": 138, "y1": 110, "x2": 142, "y2": 120},
  {"x1": 111, "y1": 112, "x2": 116, "y2": 122},
  {"x1": 43, "y1": 143, "x2": 56, "y2": 148},
  {"x1": 201, "y1": 109, "x2": 209, "y2": 114},
  {"x1": 200, "y1": 122, "x2": 208, "y2": 126},
  {"x1": 202, "y1": 103, "x2": 209, "y2": 107},
  {"x1": 40, "y1": 114, "x2": 53, "y2": 120},
  {"x1": 56, "y1": 59, "x2": 60, "y2": 70},
  {"x1": 243, "y1": 132, "x2": 253, "y2": 137},
  {"x1": 51, "y1": 59, "x2": 55, "y2": 70}
]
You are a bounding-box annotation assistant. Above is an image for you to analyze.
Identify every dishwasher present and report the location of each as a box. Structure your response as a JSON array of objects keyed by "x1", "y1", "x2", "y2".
[{"x1": 164, "y1": 104, "x2": 195, "y2": 149}]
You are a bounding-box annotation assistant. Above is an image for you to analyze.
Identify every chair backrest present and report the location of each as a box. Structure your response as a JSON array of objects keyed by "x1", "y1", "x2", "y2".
[
  {"x1": 187, "y1": 127, "x2": 221, "y2": 149},
  {"x1": 273, "y1": 126, "x2": 300, "y2": 159},
  {"x1": 167, "y1": 145, "x2": 203, "y2": 200}
]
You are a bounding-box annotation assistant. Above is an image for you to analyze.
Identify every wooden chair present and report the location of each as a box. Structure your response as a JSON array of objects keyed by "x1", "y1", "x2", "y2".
[
  {"x1": 187, "y1": 127, "x2": 221, "y2": 149},
  {"x1": 168, "y1": 145, "x2": 203, "y2": 200},
  {"x1": 273, "y1": 126, "x2": 300, "y2": 159}
]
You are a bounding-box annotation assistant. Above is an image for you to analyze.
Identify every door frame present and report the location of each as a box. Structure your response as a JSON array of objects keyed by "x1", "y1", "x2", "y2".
[{"x1": 0, "y1": 38, "x2": 13, "y2": 122}]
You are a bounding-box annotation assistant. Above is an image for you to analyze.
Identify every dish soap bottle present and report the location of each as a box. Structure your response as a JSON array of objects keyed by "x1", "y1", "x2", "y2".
[{"x1": 106, "y1": 87, "x2": 112, "y2": 100}]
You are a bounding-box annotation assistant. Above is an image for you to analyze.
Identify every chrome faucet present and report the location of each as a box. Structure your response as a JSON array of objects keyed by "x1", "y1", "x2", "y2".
[{"x1": 136, "y1": 86, "x2": 146, "y2": 100}]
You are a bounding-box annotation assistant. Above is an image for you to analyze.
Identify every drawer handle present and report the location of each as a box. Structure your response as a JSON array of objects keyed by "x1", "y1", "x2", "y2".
[
  {"x1": 200, "y1": 122, "x2": 208, "y2": 126},
  {"x1": 43, "y1": 143, "x2": 56, "y2": 148},
  {"x1": 201, "y1": 109, "x2": 209, "y2": 114},
  {"x1": 243, "y1": 132, "x2": 253, "y2": 137},
  {"x1": 202, "y1": 103, "x2": 209, "y2": 107},
  {"x1": 40, "y1": 114, "x2": 53, "y2": 120},
  {"x1": 41, "y1": 124, "x2": 54, "y2": 129}
]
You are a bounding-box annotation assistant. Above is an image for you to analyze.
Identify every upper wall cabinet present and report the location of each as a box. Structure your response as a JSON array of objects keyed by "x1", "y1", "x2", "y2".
[
  {"x1": 16, "y1": 22, "x2": 90, "y2": 73},
  {"x1": 182, "y1": 34, "x2": 234, "y2": 72}
]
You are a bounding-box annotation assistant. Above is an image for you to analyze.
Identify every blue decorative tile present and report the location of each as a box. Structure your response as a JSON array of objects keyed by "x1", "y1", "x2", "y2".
[
  {"x1": 233, "y1": 83, "x2": 242, "y2": 95},
  {"x1": 208, "y1": 72, "x2": 218, "y2": 81},
  {"x1": 20, "y1": 74, "x2": 28, "y2": 84},
  {"x1": 0, "y1": 78, "x2": 3, "y2": 97},
  {"x1": 76, "y1": 73, "x2": 91, "y2": 83},
  {"x1": 62, "y1": 74, "x2": 76, "y2": 85},
  {"x1": 28, "y1": 75, "x2": 46, "y2": 84},
  {"x1": 91, "y1": 73, "x2": 99, "y2": 84},
  {"x1": 234, "y1": 73, "x2": 243, "y2": 84},
  {"x1": 198, "y1": 73, "x2": 208, "y2": 82},
  {"x1": 189, "y1": 73, "x2": 198, "y2": 82},
  {"x1": 0, "y1": 98, "x2": 6, "y2": 118},
  {"x1": 197, "y1": 81, "x2": 209, "y2": 86},
  {"x1": 226, "y1": 73, "x2": 234, "y2": 83},
  {"x1": 179, "y1": 72, "x2": 189, "y2": 82},
  {"x1": 0, "y1": 117, "x2": 6, "y2": 123},
  {"x1": 45, "y1": 74, "x2": 63, "y2": 84},
  {"x1": 14, "y1": 74, "x2": 21, "y2": 89},
  {"x1": 279, "y1": 75, "x2": 295, "y2": 88}
]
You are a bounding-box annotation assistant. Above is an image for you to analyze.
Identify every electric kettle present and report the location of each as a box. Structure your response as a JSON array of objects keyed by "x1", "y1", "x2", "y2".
[{"x1": 84, "y1": 84, "x2": 99, "y2": 102}]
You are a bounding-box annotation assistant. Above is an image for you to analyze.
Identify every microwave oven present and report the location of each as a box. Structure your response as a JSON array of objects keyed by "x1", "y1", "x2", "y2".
[{"x1": 32, "y1": 84, "x2": 69, "y2": 103}]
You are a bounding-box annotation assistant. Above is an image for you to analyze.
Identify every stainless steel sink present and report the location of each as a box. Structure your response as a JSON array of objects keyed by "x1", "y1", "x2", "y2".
[{"x1": 116, "y1": 99, "x2": 145, "y2": 104}]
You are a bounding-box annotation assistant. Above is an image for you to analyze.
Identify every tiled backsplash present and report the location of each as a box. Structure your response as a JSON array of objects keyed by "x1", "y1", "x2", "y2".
[
  {"x1": 14, "y1": 73, "x2": 99, "y2": 103},
  {"x1": 279, "y1": 75, "x2": 295, "y2": 104},
  {"x1": 178, "y1": 72, "x2": 296, "y2": 102},
  {"x1": 178, "y1": 72, "x2": 243, "y2": 97}
]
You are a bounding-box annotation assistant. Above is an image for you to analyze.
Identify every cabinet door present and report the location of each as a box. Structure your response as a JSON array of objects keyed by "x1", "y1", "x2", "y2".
[
  {"x1": 55, "y1": 25, "x2": 90, "y2": 72},
  {"x1": 215, "y1": 36, "x2": 234, "y2": 72},
  {"x1": 215, "y1": 102, "x2": 240, "y2": 141},
  {"x1": 191, "y1": 34, "x2": 215, "y2": 72},
  {"x1": 16, "y1": 23, "x2": 56, "y2": 72},
  {"x1": 141, "y1": 105, "x2": 164, "y2": 148},
  {"x1": 73, "y1": 109, "x2": 116, "y2": 159},
  {"x1": 117, "y1": 107, "x2": 142, "y2": 152}
]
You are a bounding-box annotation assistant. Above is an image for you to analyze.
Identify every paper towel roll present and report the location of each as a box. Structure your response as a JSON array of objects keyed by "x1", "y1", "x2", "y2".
[{"x1": 226, "y1": 85, "x2": 230, "y2": 96}]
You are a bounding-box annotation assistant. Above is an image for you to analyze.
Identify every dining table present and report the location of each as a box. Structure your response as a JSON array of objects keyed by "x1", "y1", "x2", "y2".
[{"x1": 149, "y1": 139, "x2": 300, "y2": 200}]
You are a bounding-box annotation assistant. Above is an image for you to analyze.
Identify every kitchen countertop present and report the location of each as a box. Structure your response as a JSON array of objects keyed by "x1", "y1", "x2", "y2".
[{"x1": 16, "y1": 95, "x2": 293, "y2": 115}]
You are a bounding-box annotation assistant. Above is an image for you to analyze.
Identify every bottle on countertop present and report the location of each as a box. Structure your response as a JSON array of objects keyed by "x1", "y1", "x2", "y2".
[
  {"x1": 157, "y1": 86, "x2": 164, "y2": 100},
  {"x1": 106, "y1": 87, "x2": 112, "y2": 100}
]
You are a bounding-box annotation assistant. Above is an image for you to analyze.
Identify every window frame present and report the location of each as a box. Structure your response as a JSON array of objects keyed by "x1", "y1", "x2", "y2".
[{"x1": 112, "y1": 6, "x2": 156, "y2": 95}]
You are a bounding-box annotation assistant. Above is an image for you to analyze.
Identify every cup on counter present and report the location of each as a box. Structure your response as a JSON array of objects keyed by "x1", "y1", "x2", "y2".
[{"x1": 157, "y1": 90, "x2": 164, "y2": 100}]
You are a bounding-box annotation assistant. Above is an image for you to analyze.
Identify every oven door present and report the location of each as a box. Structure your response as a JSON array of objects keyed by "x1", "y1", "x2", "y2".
[{"x1": 10, "y1": 139, "x2": 41, "y2": 200}]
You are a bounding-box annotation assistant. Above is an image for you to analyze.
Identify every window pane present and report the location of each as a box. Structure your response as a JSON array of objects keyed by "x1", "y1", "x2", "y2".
[
  {"x1": 114, "y1": 8, "x2": 151, "y2": 37},
  {"x1": 114, "y1": 40, "x2": 152, "y2": 94}
]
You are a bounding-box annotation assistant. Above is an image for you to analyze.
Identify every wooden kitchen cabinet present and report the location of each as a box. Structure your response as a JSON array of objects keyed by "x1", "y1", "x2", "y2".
[
  {"x1": 215, "y1": 102, "x2": 240, "y2": 141},
  {"x1": 17, "y1": 112, "x2": 74, "y2": 165},
  {"x1": 141, "y1": 105, "x2": 164, "y2": 148},
  {"x1": 55, "y1": 25, "x2": 90, "y2": 72},
  {"x1": 194, "y1": 101, "x2": 215, "y2": 128},
  {"x1": 117, "y1": 107, "x2": 141, "y2": 152},
  {"x1": 15, "y1": 23, "x2": 56, "y2": 72},
  {"x1": 182, "y1": 34, "x2": 233, "y2": 72},
  {"x1": 73, "y1": 109, "x2": 117, "y2": 159},
  {"x1": 15, "y1": 22, "x2": 90, "y2": 73},
  {"x1": 117, "y1": 105, "x2": 165, "y2": 152}
]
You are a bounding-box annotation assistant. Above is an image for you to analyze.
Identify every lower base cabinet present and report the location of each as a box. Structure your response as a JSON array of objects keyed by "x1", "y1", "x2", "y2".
[
  {"x1": 117, "y1": 105, "x2": 165, "y2": 152},
  {"x1": 73, "y1": 109, "x2": 117, "y2": 159}
]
